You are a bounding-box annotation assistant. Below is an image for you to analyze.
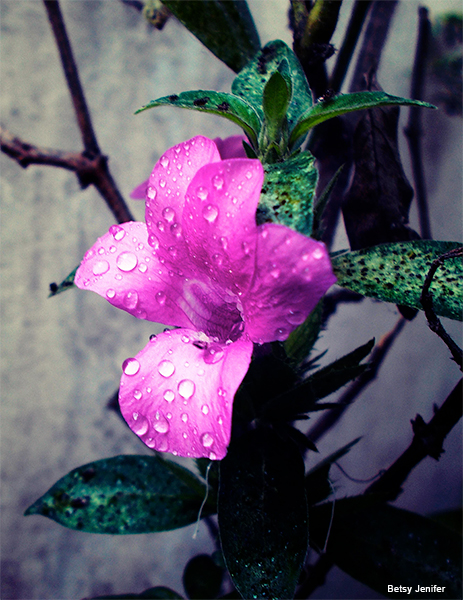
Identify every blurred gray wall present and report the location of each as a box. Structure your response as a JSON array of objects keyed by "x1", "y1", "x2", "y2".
[{"x1": 1, "y1": 1, "x2": 461, "y2": 599}]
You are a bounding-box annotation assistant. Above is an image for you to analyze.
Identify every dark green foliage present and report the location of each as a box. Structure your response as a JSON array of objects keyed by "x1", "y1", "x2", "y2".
[
  {"x1": 183, "y1": 554, "x2": 224, "y2": 599},
  {"x1": 289, "y1": 91, "x2": 436, "y2": 148},
  {"x1": 258, "y1": 151, "x2": 318, "y2": 234},
  {"x1": 219, "y1": 428, "x2": 308, "y2": 599},
  {"x1": 48, "y1": 265, "x2": 77, "y2": 296},
  {"x1": 25, "y1": 455, "x2": 213, "y2": 534},
  {"x1": 284, "y1": 299, "x2": 324, "y2": 366},
  {"x1": 136, "y1": 90, "x2": 261, "y2": 148},
  {"x1": 309, "y1": 498, "x2": 462, "y2": 599},
  {"x1": 332, "y1": 240, "x2": 463, "y2": 320},
  {"x1": 161, "y1": 1, "x2": 260, "y2": 73}
]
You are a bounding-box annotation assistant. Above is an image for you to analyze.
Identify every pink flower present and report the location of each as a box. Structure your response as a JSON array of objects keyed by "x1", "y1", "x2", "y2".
[
  {"x1": 130, "y1": 135, "x2": 247, "y2": 199},
  {"x1": 75, "y1": 136, "x2": 336, "y2": 460}
]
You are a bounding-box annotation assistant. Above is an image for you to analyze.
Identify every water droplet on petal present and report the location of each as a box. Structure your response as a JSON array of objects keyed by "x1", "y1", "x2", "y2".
[
  {"x1": 158, "y1": 360, "x2": 175, "y2": 378},
  {"x1": 313, "y1": 246, "x2": 324, "y2": 260},
  {"x1": 196, "y1": 186, "x2": 209, "y2": 201},
  {"x1": 204, "y1": 344, "x2": 224, "y2": 364},
  {"x1": 245, "y1": 170, "x2": 253, "y2": 179},
  {"x1": 123, "y1": 290, "x2": 139, "y2": 309},
  {"x1": 217, "y1": 415, "x2": 223, "y2": 425},
  {"x1": 160, "y1": 156, "x2": 169, "y2": 168},
  {"x1": 148, "y1": 234, "x2": 160, "y2": 250},
  {"x1": 219, "y1": 236, "x2": 228, "y2": 250},
  {"x1": 260, "y1": 228, "x2": 269, "y2": 239},
  {"x1": 217, "y1": 388, "x2": 226, "y2": 397},
  {"x1": 133, "y1": 390, "x2": 142, "y2": 400},
  {"x1": 159, "y1": 179, "x2": 166, "y2": 188},
  {"x1": 163, "y1": 389, "x2": 175, "y2": 403},
  {"x1": 162, "y1": 207, "x2": 175, "y2": 222},
  {"x1": 106, "y1": 288, "x2": 116, "y2": 299},
  {"x1": 287, "y1": 310, "x2": 306, "y2": 325},
  {"x1": 212, "y1": 253, "x2": 223, "y2": 266},
  {"x1": 201, "y1": 432, "x2": 214, "y2": 447},
  {"x1": 181, "y1": 413, "x2": 188, "y2": 423},
  {"x1": 109, "y1": 245, "x2": 117, "y2": 253},
  {"x1": 212, "y1": 175, "x2": 224, "y2": 190},
  {"x1": 242, "y1": 241, "x2": 250, "y2": 255},
  {"x1": 157, "y1": 221, "x2": 165, "y2": 232},
  {"x1": 201, "y1": 404, "x2": 209, "y2": 415},
  {"x1": 275, "y1": 327, "x2": 288, "y2": 341},
  {"x1": 117, "y1": 251, "x2": 138, "y2": 272},
  {"x1": 181, "y1": 335, "x2": 190, "y2": 343},
  {"x1": 156, "y1": 291, "x2": 166, "y2": 305},
  {"x1": 122, "y1": 357, "x2": 140, "y2": 376},
  {"x1": 132, "y1": 412, "x2": 149, "y2": 435},
  {"x1": 202, "y1": 204, "x2": 219, "y2": 223},
  {"x1": 138, "y1": 263, "x2": 148, "y2": 273},
  {"x1": 153, "y1": 414, "x2": 169, "y2": 434},
  {"x1": 178, "y1": 379, "x2": 195, "y2": 399},
  {"x1": 209, "y1": 451, "x2": 217, "y2": 460},
  {"x1": 270, "y1": 268, "x2": 280, "y2": 279},
  {"x1": 170, "y1": 223, "x2": 182, "y2": 238},
  {"x1": 147, "y1": 187, "x2": 156, "y2": 200},
  {"x1": 109, "y1": 225, "x2": 126, "y2": 241},
  {"x1": 168, "y1": 246, "x2": 178, "y2": 258}
]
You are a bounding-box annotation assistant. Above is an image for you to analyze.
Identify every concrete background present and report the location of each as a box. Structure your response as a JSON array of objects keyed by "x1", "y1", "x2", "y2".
[{"x1": 1, "y1": 1, "x2": 461, "y2": 599}]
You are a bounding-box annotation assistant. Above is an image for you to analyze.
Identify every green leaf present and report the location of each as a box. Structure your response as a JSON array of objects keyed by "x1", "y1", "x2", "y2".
[
  {"x1": 262, "y1": 70, "x2": 291, "y2": 144},
  {"x1": 305, "y1": 438, "x2": 361, "y2": 506},
  {"x1": 232, "y1": 40, "x2": 312, "y2": 129},
  {"x1": 183, "y1": 554, "x2": 224, "y2": 599},
  {"x1": 48, "y1": 266, "x2": 77, "y2": 297},
  {"x1": 309, "y1": 499, "x2": 462, "y2": 599},
  {"x1": 219, "y1": 428, "x2": 308, "y2": 599},
  {"x1": 86, "y1": 587, "x2": 184, "y2": 599},
  {"x1": 308, "y1": 338, "x2": 374, "y2": 399},
  {"x1": 289, "y1": 91, "x2": 436, "y2": 148},
  {"x1": 136, "y1": 91, "x2": 261, "y2": 148},
  {"x1": 25, "y1": 455, "x2": 213, "y2": 534},
  {"x1": 258, "y1": 151, "x2": 318, "y2": 235},
  {"x1": 332, "y1": 241, "x2": 462, "y2": 320},
  {"x1": 284, "y1": 299, "x2": 324, "y2": 366},
  {"x1": 161, "y1": 0, "x2": 260, "y2": 73}
]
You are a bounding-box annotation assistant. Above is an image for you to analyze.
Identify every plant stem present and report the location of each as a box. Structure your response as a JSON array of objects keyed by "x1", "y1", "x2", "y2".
[{"x1": 405, "y1": 6, "x2": 432, "y2": 239}]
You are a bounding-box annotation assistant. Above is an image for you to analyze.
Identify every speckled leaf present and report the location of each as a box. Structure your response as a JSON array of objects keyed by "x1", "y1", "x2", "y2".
[
  {"x1": 136, "y1": 91, "x2": 261, "y2": 148},
  {"x1": 332, "y1": 241, "x2": 462, "y2": 320},
  {"x1": 218, "y1": 428, "x2": 308, "y2": 599},
  {"x1": 232, "y1": 40, "x2": 312, "y2": 129},
  {"x1": 257, "y1": 151, "x2": 318, "y2": 235},
  {"x1": 161, "y1": 0, "x2": 260, "y2": 73},
  {"x1": 289, "y1": 91, "x2": 436, "y2": 148},
  {"x1": 309, "y1": 499, "x2": 462, "y2": 599},
  {"x1": 86, "y1": 586, "x2": 184, "y2": 599},
  {"x1": 24, "y1": 455, "x2": 213, "y2": 534},
  {"x1": 48, "y1": 265, "x2": 77, "y2": 297}
]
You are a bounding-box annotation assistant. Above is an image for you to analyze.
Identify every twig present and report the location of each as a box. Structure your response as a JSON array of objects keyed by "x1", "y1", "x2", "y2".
[
  {"x1": 420, "y1": 247, "x2": 463, "y2": 369},
  {"x1": 404, "y1": 6, "x2": 432, "y2": 239},
  {"x1": 365, "y1": 378, "x2": 463, "y2": 498},
  {"x1": 39, "y1": 0, "x2": 134, "y2": 224},
  {"x1": 307, "y1": 317, "x2": 407, "y2": 443},
  {"x1": 329, "y1": 0, "x2": 372, "y2": 93}
]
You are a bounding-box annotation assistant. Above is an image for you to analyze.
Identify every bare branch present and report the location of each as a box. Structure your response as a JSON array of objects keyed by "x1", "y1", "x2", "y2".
[
  {"x1": 307, "y1": 317, "x2": 407, "y2": 443},
  {"x1": 366, "y1": 378, "x2": 463, "y2": 498},
  {"x1": 420, "y1": 247, "x2": 463, "y2": 369}
]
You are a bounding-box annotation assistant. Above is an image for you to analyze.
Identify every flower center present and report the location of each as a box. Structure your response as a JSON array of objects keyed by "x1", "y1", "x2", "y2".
[{"x1": 180, "y1": 280, "x2": 244, "y2": 342}]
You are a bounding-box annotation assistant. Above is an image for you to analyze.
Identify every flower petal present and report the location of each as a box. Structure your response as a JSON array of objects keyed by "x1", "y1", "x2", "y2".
[
  {"x1": 213, "y1": 135, "x2": 247, "y2": 159},
  {"x1": 119, "y1": 329, "x2": 253, "y2": 459},
  {"x1": 242, "y1": 223, "x2": 337, "y2": 344},
  {"x1": 182, "y1": 158, "x2": 264, "y2": 293},
  {"x1": 145, "y1": 136, "x2": 221, "y2": 253},
  {"x1": 130, "y1": 179, "x2": 149, "y2": 199},
  {"x1": 74, "y1": 221, "x2": 195, "y2": 329}
]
